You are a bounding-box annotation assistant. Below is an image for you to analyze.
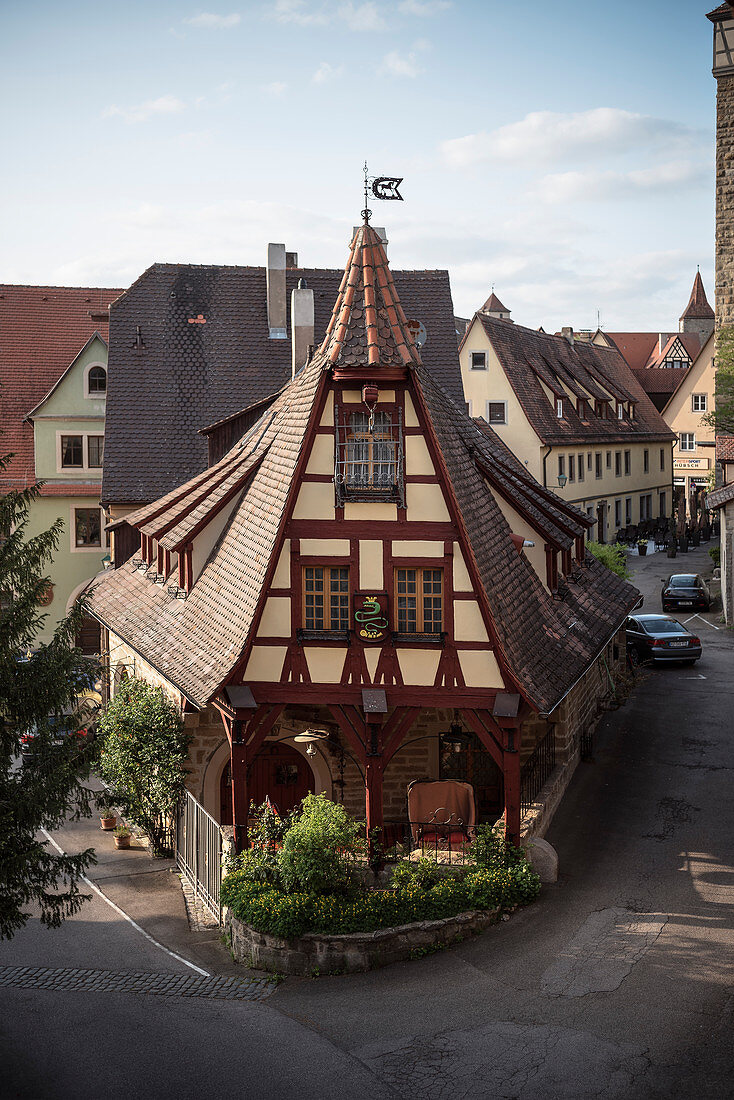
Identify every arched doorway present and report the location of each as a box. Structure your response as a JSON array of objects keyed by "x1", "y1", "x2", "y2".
[{"x1": 219, "y1": 742, "x2": 316, "y2": 825}]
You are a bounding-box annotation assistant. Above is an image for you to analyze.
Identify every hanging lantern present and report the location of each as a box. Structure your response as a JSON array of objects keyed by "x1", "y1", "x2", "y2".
[
  {"x1": 439, "y1": 721, "x2": 471, "y2": 754},
  {"x1": 362, "y1": 382, "x2": 379, "y2": 410}
]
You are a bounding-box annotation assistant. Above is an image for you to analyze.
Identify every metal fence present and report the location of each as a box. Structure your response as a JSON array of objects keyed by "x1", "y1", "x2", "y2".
[
  {"x1": 380, "y1": 819, "x2": 476, "y2": 864},
  {"x1": 175, "y1": 790, "x2": 222, "y2": 922},
  {"x1": 520, "y1": 729, "x2": 557, "y2": 815}
]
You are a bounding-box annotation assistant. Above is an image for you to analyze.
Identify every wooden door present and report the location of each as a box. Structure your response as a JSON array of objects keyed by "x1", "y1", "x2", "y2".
[{"x1": 219, "y1": 743, "x2": 315, "y2": 825}]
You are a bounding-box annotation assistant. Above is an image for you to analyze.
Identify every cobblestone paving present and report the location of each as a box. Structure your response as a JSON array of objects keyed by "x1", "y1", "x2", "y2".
[{"x1": 0, "y1": 965, "x2": 275, "y2": 1001}]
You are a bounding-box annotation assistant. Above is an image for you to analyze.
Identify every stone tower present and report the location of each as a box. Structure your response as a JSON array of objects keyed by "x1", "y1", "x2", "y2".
[
  {"x1": 708, "y1": 2, "x2": 734, "y2": 327},
  {"x1": 679, "y1": 269, "x2": 715, "y2": 343}
]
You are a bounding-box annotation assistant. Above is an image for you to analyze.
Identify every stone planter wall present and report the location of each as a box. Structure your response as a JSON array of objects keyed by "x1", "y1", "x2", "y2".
[{"x1": 224, "y1": 905, "x2": 500, "y2": 976}]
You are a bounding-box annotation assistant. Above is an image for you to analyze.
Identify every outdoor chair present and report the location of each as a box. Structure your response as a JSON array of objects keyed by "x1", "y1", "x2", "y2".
[{"x1": 406, "y1": 779, "x2": 476, "y2": 853}]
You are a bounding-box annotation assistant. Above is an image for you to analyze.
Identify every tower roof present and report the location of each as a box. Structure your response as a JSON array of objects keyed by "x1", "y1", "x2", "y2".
[
  {"x1": 680, "y1": 271, "x2": 714, "y2": 321},
  {"x1": 318, "y1": 223, "x2": 422, "y2": 371},
  {"x1": 482, "y1": 291, "x2": 510, "y2": 314}
]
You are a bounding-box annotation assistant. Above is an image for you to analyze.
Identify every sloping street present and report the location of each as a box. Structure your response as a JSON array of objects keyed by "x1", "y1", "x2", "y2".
[{"x1": 2, "y1": 543, "x2": 732, "y2": 1099}]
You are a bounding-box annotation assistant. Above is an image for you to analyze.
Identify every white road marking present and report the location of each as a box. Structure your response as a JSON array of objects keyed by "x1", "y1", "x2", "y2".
[
  {"x1": 685, "y1": 674, "x2": 707, "y2": 680},
  {"x1": 41, "y1": 828, "x2": 210, "y2": 978},
  {"x1": 683, "y1": 613, "x2": 720, "y2": 631}
]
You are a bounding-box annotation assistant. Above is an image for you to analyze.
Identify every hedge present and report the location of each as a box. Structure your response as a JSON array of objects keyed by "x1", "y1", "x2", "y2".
[{"x1": 220, "y1": 863, "x2": 541, "y2": 940}]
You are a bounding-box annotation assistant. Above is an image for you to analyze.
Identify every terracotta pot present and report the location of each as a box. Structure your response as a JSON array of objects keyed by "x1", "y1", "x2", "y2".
[
  {"x1": 637, "y1": 543, "x2": 647, "y2": 556},
  {"x1": 114, "y1": 834, "x2": 131, "y2": 849},
  {"x1": 100, "y1": 816, "x2": 117, "y2": 831}
]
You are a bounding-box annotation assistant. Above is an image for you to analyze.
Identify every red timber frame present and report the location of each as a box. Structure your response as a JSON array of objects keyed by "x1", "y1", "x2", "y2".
[{"x1": 214, "y1": 372, "x2": 534, "y2": 854}]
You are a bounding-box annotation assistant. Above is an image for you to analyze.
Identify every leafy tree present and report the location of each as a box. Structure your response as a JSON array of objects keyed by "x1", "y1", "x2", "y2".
[
  {"x1": 586, "y1": 540, "x2": 630, "y2": 579},
  {"x1": 97, "y1": 678, "x2": 189, "y2": 855},
  {"x1": 702, "y1": 325, "x2": 734, "y2": 435},
  {"x1": 0, "y1": 459, "x2": 98, "y2": 940}
]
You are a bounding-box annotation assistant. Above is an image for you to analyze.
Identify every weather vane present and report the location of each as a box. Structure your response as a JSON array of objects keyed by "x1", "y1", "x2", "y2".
[{"x1": 362, "y1": 162, "x2": 404, "y2": 223}]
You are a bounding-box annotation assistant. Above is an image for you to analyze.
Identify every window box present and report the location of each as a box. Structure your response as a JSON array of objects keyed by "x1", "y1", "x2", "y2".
[{"x1": 392, "y1": 632, "x2": 445, "y2": 647}]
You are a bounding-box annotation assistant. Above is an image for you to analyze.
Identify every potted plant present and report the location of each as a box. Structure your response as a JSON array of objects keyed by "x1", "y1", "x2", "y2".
[
  {"x1": 637, "y1": 539, "x2": 648, "y2": 556},
  {"x1": 113, "y1": 825, "x2": 132, "y2": 850},
  {"x1": 100, "y1": 808, "x2": 117, "y2": 831}
]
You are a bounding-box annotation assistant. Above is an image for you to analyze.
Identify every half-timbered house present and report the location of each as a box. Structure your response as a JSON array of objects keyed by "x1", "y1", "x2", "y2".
[{"x1": 88, "y1": 221, "x2": 640, "y2": 850}]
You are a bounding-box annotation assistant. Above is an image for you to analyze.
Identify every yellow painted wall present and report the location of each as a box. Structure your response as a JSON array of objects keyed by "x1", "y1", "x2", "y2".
[
  {"x1": 392, "y1": 540, "x2": 443, "y2": 557},
  {"x1": 272, "y1": 541, "x2": 291, "y2": 587},
  {"x1": 405, "y1": 435, "x2": 434, "y2": 475},
  {"x1": 405, "y1": 483, "x2": 450, "y2": 523},
  {"x1": 397, "y1": 648, "x2": 441, "y2": 686},
  {"x1": 458, "y1": 649, "x2": 504, "y2": 688},
  {"x1": 258, "y1": 597, "x2": 291, "y2": 637},
  {"x1": 293, "y1": 481, "x2": 334, "y2": 520},
  {"x1": 344, "y1": 502, "x2": 397, "y2": 521},
  {"x1": 244, "y1": 646, "x2": 287, "y2": 682},
  {"x1": 304, "y1": 647, "x2": 347, "y2": 683},
  {"x1": 453, "y1": 600, "x2": 490, "y2": 643},
  {"x1": 300, "y1": 538, "x2": 349, "y2": 556},
  {"x1": 359, "y1": 540, "x2": 384, "y2": 589},
  {"x1": 305, "y1": 433, "x2": 334, "y2": 475},
  {"x1": 319, "y1": 391, "x2": 334, "y2": 425},
  {"x1": 452, "y1": 543, "x2": 473, "y2": 591},
  {"x1": 664, "y1": 333, "x2": 715, "y2": 492}
]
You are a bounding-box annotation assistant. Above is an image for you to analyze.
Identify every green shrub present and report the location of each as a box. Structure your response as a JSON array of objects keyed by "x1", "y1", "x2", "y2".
[
  {"x1": 586, "y1": 540, "x2": 630, "y2": 579},
  {"x1": 390, "y1": 856, "x2": 456, "y2": 890},
  {"x1": 221, "y1": 861, "x2": 540, "y2": 940},
  {"x1": 470, "y1": 823, "x2": 526, "y2": 870},
  {"x1": 709, "y1": 545, "x2": 721, "y2": 568},
  {"x1": 277, "y1": 793, "x2": 364, "y2": 896}
]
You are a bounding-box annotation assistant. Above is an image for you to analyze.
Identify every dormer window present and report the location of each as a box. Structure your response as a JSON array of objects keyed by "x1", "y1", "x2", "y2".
[
  {"x1": 577, "y1": 398, "x2": 589, "y2": 419},
  {"x1": 617, "y1": 402, "x2": 624, "y2": 419},
  {"x1": 594, "y1": 399, "x2": 609, "y2": 419},
  {"x1": 556, "y1": 398, "x2": 564, "y2": 419},
  {"x1": 335, "y1": 407, "x2": 403, "y2": 505}
]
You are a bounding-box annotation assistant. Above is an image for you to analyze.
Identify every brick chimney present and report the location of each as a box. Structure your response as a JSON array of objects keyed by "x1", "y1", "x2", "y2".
[
  {"x1": 267, "y1": 243, "x2": 287, "y2": 339},
  {"x1": 291, "y1": 278, "x2": 314, "y2": 378}
]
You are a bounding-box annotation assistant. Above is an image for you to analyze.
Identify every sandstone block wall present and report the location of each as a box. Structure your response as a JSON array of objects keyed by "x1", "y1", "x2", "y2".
[{"x1": 716, "y1": 75, "x2": 734, "y2": 328}]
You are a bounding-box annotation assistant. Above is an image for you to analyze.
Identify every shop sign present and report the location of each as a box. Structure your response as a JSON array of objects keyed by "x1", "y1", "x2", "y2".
[
  {"x1": 354, "y1": 592, "x2": 389, "y2": 643},
  {"x1": 674, "y1": 457, "x2": 710, "y2": 472}
]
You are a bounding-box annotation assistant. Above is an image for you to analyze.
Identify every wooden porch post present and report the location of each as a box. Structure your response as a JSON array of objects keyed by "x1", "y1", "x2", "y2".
[
  {"x1": 231, "y1": 719, "x2": 249, "y2": 854},
  {"x1": 503, "y1": 741, "x2": 521, "y2": 848},
  {"x1": 364, "y1": 718, "x2": 384, "y2": 857}
]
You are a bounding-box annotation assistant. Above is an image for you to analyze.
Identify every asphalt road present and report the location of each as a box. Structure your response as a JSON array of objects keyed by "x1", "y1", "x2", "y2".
[{"x1": 2, "y1": 541, "x2": 732, "y2": 1099}]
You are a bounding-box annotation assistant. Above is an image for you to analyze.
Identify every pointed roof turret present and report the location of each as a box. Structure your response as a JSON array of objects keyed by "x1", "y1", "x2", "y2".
[
  {"x1": 482, "y1": 291, "x2": 509, "y2": 314},
  {"x1": 318, "y1": 222, "x2": 421, "y2": 376},
  {"x1": 680, "y1": 270, "x2": 715, "y2": 321}
]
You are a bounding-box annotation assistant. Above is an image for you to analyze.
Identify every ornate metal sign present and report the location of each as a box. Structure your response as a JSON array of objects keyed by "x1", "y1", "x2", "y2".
[
  {"x1": 371, "y1": 177, "x2": 403, "y2": 201},
  {"x1": 354, "y1": 592, "x2": 389, "y2": 643}
]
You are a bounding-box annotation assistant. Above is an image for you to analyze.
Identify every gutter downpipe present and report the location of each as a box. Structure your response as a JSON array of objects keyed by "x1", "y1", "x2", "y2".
[{"x1": 542, "y1": 445, "x2": 552, "y2": 489}]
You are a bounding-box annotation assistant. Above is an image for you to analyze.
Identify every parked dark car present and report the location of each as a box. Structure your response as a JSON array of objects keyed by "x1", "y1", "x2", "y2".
[
  {"x1": 661, "y1": 573, "x2": 710, "y2": 613},
  {"x1": 20, "y1": 690, "x2": 101, "y2": 765},
  {"x1": 625, "y1": 614, "x2": 702, "y2": 666}
]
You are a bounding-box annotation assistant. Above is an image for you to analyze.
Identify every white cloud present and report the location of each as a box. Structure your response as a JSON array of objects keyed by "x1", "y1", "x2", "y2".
[
  {"x1": 312, "y1": 61, "x2": 345, "y2": 83},
  {"x1": 269, "y1": 0, "x2": 330, "y2": 25},
  {"x1": 398, "y1": 0, "x2": 451, "y2": 14},
  {"x1": 380, "y1": 49, "x2": 423, "y2": 77},
  {"x1": 537, "y1": 160, "x2": 710, "y2": 203},
  {"x1": 338, "y1": 2, "x2": 386, "y2": 31},
  {"x1": 261, "y1": 81, "x2": 288, "y2": 97},
  {"x1": 441, "y1": 108, "x2": 702, "y2": 169},
  {"x1": 183, "y1": 12, "x2": 241, "y2": 27},
  {"x1": 102, "y1": 95, "x2": 186, "y2": 124}
]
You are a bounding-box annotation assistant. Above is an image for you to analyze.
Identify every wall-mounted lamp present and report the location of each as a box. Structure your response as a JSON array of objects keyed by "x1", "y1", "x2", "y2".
[{"x1": 557, "y1": 473, "x2": 568, "y2": 488}]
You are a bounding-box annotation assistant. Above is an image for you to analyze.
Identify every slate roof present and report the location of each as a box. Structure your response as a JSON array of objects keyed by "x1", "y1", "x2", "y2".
[
  {"x1": 102, "y1": 260, "x2": 462, "y2": 507},
  {"x1": 680, "y1": 271, "x2": 715, "y2": 320},
  {"x1": 88, "y1": 224, "x2": 640, "y2": 715},
  {"x1": 0, "y1": 284, "x2": 121, "y2": 492},
  {"x1": 473, "y1": 314, "x2": 674, "y2": 445},
  {"x1": 706, "y1": 481, "x2": 734, "y2": 509}
]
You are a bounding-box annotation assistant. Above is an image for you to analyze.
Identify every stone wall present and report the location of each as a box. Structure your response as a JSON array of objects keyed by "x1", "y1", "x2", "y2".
[
  {"x1": 224, "y1": 905, "x2": 500, "y2": 976},
  {"x1": 716, "y1": 74, "x2": 734, "y2": 328},
  {"x1": 183, "y1": 705, "x2": 228, "y2": 802}
]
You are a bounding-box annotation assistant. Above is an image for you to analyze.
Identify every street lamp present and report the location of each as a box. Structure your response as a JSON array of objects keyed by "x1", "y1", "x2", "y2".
[{"x1": 557, "y1": 473, "x2": 568, "y2": 489}]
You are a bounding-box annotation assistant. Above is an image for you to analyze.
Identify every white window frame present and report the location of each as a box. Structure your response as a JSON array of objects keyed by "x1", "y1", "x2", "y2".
[
  {"x1": 56, "y1": 430, "x2": 104, "y2": 473},
  {"x1": 69, "y1": 505, "x2": 108, "y2": 554},
  {"x1": 83, "y1": 362, "x2": 108, "y2": 399},
  {"x1": 617, "y1": 402, "x2": 624, "y2": 419},
  {"x1": 485, "y1": 400, "x2": 507, "y2": 425},
  {"x1": 556, "y1": 398, "x2": 564, "y2": 418},
  {"x1": 679, "y1": 433, "x2": 696, "y2": 452},
  {"x1": 470, "y1": 351, "x2": 487, "y2": 371},
  {"x1": 692, "y1": 393, "x2": 707, "y2": 413}
]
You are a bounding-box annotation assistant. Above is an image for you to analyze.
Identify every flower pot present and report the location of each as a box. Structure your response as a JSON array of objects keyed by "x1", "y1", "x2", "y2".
[
  {"x1": 679, "y1": 539, "x2": 689, "y2": 554},
  {"x1": 666, "y1": 547, "x2": 677, "y2": 558},
  {"x1": 637, "y1": 543, "x2": 647, "y2": 556},
  {"x1": 114, "y1": 834, "x2": 131, "y2": 849},
  {"x1": 100, "y1": 815, "x2": 117, "y2": 831}
]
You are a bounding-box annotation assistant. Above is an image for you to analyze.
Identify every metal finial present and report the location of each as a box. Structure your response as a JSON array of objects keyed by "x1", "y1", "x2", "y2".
[{"x1": 363, "y1": 161, "x2": 371, "y2": 225}]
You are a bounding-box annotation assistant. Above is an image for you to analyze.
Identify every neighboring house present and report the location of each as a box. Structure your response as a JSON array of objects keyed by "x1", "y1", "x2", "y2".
[
  {"x1": 88, "y1": 222, "x2": 639, "y2": 852},
  {"x1": 706, "y1": 1, "x2": 734, "y2": 623},
  {"x1": 459, "y1": 300, "x2": 675, "y2": 543},
  {"x1": 594, "y1": 273, "x2": 716, "y2": 512},
  {"x1": 0, "y1": 285, "x2": 121, "y2": 648},
  {"x1": 101, "y1": 241, "x2": 464, "y2": 545}
]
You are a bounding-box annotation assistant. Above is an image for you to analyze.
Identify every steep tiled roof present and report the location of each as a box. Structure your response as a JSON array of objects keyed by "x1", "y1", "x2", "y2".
[
  {"x1": 477, "y1": 315, "x2": 674, "y2": 445},
  {"x1": 102, "y1": 260, "x2": 462, "y2": 507},
  {"x1": 89, "y1": 358, "x2": 323, "y2": 705},
  {"x1": 482, "y1": 292, "x2": 510, "y2": 314},
  {"x1": 680, "y1": 271, "x2": 714, "y2": 320},
  {"x1": 319, "y1": 224, "x2": 421, "y2": 370},
  {"x1": 706, "y1": 482, "x2": 734, "y2": 509},
  {"x1": 643, "y1": 332, "x2": 701, "y2": 369},
  {"x1": 603, "y1": 332, "x2": 658, "y2": 371},
  {"x1": 632, "y1": 366, "x2": 691, "y2": 396},
  {"x1": 89, "y1": 226, "x2": 640, "y2": 714},
  {"x1": 0, "y1": 284, "x2": 121, "y2": 491}
]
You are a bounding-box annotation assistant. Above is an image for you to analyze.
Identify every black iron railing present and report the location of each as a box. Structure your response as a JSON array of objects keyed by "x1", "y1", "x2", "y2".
[
  {"x1": 379, "y1": 818, "x2": 476, "y2": 864},
  {"x1": 520, "y1": 729, "x2": 556, "y2": 815}
]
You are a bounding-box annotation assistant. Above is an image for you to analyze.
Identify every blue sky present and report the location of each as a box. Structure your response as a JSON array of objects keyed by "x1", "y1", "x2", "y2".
[{"x1": 0, "y1": 0, "x2": 718, "y2": 331}]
